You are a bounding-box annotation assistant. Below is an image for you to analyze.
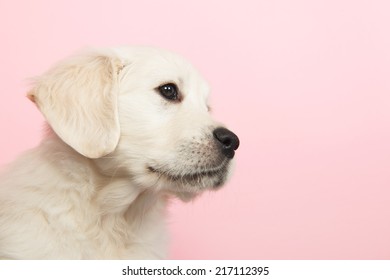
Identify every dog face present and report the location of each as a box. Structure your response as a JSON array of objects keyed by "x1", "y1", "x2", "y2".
[{"x1": 29, "y1": 47, "x2": 239, "y2": 200}]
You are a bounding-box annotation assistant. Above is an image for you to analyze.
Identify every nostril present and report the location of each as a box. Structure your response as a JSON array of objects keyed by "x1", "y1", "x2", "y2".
[
  {"x1": 222, "y1": 138, "x2": 232, "y2": 148},
  {"x1": 213, "y1": 127, "x2": 240, "y2": 159}
]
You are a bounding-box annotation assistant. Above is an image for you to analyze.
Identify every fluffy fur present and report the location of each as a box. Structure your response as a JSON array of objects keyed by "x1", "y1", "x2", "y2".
[{"x1": 0, "y1": 46, "x2": 238, "y2": 259}]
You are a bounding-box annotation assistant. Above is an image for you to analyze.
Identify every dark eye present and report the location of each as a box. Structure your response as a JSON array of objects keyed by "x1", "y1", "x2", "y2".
[{"x1": 157, "y1": 83, "x2": 179, "y2": 101}]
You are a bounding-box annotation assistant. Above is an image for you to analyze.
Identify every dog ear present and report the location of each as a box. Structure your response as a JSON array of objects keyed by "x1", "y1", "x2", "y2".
[{"x1": 28, "y1": 51, "x2": 122, "y2": 158}]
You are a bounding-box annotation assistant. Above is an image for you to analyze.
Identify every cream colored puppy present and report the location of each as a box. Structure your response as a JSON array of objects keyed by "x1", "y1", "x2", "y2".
[{"x1": 0, "y1": 47, "x2": 239, "y2": 259}]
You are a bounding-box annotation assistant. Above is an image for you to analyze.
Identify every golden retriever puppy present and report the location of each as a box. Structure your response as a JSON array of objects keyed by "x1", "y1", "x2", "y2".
[{"x1": 0, "y1": 47, "x2": 239, "y2": 259}]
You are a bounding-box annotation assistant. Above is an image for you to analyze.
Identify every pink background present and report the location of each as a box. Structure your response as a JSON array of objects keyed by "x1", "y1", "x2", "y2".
[{"x1": 1, "y1": 0, "x2": 389, "y2": 259}]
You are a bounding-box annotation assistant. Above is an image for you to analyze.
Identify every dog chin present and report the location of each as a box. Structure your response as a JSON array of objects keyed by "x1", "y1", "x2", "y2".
[{"x1": 147, "y1": 161, "x2": 231, "y2": 200}]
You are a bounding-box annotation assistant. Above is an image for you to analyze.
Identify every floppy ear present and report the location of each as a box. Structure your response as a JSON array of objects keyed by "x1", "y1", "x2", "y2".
[{"x1": 28, "y1": 51, "x2": 122, "y2": 158}]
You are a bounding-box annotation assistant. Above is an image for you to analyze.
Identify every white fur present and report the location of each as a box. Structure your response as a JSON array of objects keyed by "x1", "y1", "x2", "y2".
[{"x1": 0, "y1": 46, "x2": 235, "y2": 259}]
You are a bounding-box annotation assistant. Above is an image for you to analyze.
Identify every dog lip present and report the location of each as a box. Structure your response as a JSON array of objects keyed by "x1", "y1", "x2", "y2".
[{"x1": 147, "y1": 161, "x2": 228, "y2": 182}]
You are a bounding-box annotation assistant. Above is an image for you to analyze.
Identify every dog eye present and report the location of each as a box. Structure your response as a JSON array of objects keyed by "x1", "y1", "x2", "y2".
[{"x1": 157, "y1": 83, "x2": 179, "y2": 101}]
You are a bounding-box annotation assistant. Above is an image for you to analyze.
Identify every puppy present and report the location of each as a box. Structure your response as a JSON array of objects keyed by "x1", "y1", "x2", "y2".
[{"x1": 0, "y1": 46, "x2": 239, "y2": 259}]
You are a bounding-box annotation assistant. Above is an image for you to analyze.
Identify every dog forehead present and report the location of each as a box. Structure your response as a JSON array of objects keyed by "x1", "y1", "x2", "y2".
[{"x1": 116, "y1": 46, "x2": 210, "y2": 97}]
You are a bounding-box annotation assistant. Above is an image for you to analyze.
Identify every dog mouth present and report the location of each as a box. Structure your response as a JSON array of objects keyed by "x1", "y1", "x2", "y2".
[{"x1": 147, "y1": 160, "x2": 229, "y2": 188}]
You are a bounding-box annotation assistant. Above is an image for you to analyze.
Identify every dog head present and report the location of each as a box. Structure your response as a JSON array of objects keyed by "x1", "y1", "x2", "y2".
[{"x1": 28, "y1": 47, "x2": 239, "y2": 200}]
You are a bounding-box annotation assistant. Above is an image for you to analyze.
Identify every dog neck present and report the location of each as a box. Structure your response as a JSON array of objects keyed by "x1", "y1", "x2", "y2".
[{"x1": 40, "y1": 125, "x2": 168, "y2": 216}]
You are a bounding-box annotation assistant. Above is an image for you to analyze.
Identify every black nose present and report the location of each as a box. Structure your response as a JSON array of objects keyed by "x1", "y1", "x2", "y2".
[{"x1": 213, "y1": 127, "x2": 240, "y2": 159}]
